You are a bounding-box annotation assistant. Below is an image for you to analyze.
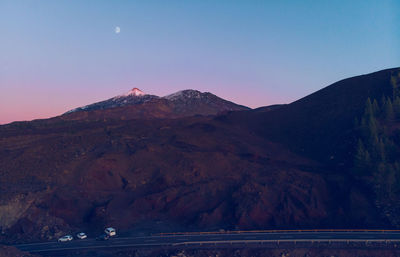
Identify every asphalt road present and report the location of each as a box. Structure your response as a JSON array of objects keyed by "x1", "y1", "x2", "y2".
[{"x1": 13, "y1": 231, "x2": 400, "y2": 253}]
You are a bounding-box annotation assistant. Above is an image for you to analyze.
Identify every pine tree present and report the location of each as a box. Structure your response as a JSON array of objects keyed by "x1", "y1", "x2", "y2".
[
  {"x1": 367, "y1": 113, "x2": 378, "y2": 140},
  {"x1": 361, "y1": 98, "x2": 379, "y2": 143},
  {"x1": 364, "y1": 98, "x2": 374, "y2": 117},
  {"x1": 354, "y1": 139, "x2": 365, "y2": 170},
  {"x1": 372, "y1": 99, "x2": 380, "y2": 116},
  {"x1": 384, "y1": 97, "x2": 394, "y2": 121},
  {"x1": 354, "y1": 139, "x2": 371, "y2": 175},
  {"x1": 369, "y1": 133, "x2": 380, "y2": 161},
  {"x1": 381, "y1": 95, "x2": 387, "y2": 108}
]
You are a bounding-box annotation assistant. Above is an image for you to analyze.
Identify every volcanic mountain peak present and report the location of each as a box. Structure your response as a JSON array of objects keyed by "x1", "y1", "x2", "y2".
[
  {"x1": 121, "y1": 87, "x2": 146, "y2": 97},
  {"x1": 64, "y1": 87, "x2": 249, "y2": 117},
  {"x1": 164, "y1": 89, "x2": 203, "y2": 100}
]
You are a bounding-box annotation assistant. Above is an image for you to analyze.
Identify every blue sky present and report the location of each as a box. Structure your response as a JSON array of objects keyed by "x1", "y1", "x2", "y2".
[{"x1": 0, "y1": 0, "x2": 399, "y2": 123}]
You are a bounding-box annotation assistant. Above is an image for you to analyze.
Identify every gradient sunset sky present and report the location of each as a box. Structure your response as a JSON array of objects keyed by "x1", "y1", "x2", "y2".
[{"x1": 0, "y1": 0, "x2": 399, "y2": 124}]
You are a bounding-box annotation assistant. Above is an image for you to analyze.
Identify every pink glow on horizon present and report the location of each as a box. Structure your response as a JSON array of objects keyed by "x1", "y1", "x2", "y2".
[{"x1": 0, "y1": 83, "x2": 291, "y2": 125}]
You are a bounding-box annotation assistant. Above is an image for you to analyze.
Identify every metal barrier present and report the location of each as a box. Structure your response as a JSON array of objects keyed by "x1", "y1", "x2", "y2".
[{"x1": 157, "y1": 229, "x2": 400, "y2": 236}]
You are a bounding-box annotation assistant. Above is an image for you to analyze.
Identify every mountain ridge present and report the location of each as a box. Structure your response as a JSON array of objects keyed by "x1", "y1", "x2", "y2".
[
  {"x1": 62, "y1": 88, "x2": 250, "y2": 121},
  {"x1": 226, "y1": 67, "x2": 400, "y2": 165},
  {"x1": 64, "y1": 87, "x2": 250, "y2": 114}
]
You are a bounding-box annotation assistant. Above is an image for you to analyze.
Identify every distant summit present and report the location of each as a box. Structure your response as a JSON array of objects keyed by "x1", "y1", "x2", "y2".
[
  {"x1": 119, "y1": 88, "x2": 146, "y2": 97},
  {"x1": 164, "y1": 89, "x2": 203, "y2": 100},
  {"x1": 65, "y1": 88, "x2": 158, "y2": 114},
  {"x1": 63, "y1": 88, "x2": 250, "y2": 119}
]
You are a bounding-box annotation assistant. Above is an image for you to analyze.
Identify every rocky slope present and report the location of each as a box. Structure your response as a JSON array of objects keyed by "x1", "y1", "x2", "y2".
[
  {"x1": 0, "y1": 245, "x2": 37, "y2": 257},
  {"x1": 0, "y1": 116, "x2": 382, "y2": 244},
  {"x1": 0, "y1": 116, "x2": 341, "y2": 243}
]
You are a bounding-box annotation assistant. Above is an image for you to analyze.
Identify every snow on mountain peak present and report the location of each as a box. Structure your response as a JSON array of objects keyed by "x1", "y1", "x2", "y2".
[
  {"x1": 164, "y1": 90, "x2": 203, "y2": 100},
  {"x1": 64, "y1": 87, "x2": 249, "y2": 115},
  {"x1": 124, "y1": 88, "x2": 146, "y2": 96},
  {"x1": 114, "y1": 87, "x2": 146, "y2": 98}
]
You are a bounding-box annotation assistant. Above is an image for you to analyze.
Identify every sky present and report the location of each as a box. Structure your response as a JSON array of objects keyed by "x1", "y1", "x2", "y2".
[{"x1": 0, "y1": 0, "x2": 399, "y2": 124}]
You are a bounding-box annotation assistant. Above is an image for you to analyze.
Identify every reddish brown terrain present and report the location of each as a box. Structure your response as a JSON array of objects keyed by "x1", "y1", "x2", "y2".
[
  {"x1": 1, "y1": 68, "x2": 400, "y2": 257},
  {"x1": 0, "y1": 115, "x2": 340, "y2": 243},
  {"x1": 115, "y1": 248, "x2": 400, "y2": 257},
  {"x1": 0, "y1": 245, "x2": 37, "y2": 257},
  {"x1": 30, "y1": 247, "x2": 400, "y2": 257}
]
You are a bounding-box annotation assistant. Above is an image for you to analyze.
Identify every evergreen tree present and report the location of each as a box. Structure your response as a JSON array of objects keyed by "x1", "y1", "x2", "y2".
[
  {"x1": 354, "y1": 139, "x2": 365, "y2": 170},
  {"x1": 381, "y1": 95, "x2": 387, "y2": 108},
  {"x1": 367, "y1": 113, "x2": 378, "y2": 140},
  {"x1": 385, "y1": 98, "x2": 394, "y2": 121},
  {"x1": 368, "y1": 133, "x2": 380, "y2": 162},
  {"x1": 354, "y1": 139, "x2": 371, "y2": 175},
  {"x1": 364, "y1": 98, "x2": 374, "y2": 117},
  {"x1": 360, "y1": 98, "x2": 379, "y2": 143},
  {"x1": 372, "y1": 99, "x2": 380, "y2": 116}
]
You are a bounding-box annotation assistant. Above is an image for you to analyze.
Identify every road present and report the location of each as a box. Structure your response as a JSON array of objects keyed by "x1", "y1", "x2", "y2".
[{"x1": 13, "y1": 230, "x2": 400, "y2": 254}]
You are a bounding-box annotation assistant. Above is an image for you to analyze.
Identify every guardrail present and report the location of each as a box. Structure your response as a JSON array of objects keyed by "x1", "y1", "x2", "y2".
[
  {"x1": 173, "y1": 239, "x2": 400, "y2": 246},
  {"x1": 157, "y1": 229, "x2": 400, "y2": 236},
  {"x1": 15, "y1": 236, "x2": 400, "y2": 253}
]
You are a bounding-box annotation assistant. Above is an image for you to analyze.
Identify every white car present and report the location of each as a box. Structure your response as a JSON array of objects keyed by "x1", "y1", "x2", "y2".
[
  {"x1": 58, "y1": 235, "x2": 73, "y2": 242},
  {"x1": 104, "y1": 227, "x2": 116, "y2": 237},
  {"x1": 76, "y1": 232, "x2": 87, "y2": 239}
]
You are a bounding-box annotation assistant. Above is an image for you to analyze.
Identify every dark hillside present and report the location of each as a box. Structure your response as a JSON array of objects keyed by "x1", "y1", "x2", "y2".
[{"x1": 228, "y1": 68, "x2": 399, "y2": 167}]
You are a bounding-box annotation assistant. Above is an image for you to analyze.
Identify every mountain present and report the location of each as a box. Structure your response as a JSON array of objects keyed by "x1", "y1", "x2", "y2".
[
  {"x1": 0, "y1": 68, "x2": 399, "y2": 245},
  {"x1": 224, "y1": 67, "x2": 400, "y2": 224},
  {"x1": 223, "y1": 68, "x2": 399, "y2": 165},
  {"x1": 65, "y1": 88, "x2": 160, "y2": 113},
  {"x1": 63, "y1": 88, "x2": 250, "y2": 121}
]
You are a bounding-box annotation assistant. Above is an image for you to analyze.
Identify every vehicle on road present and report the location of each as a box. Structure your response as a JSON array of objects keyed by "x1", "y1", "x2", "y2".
[
  {"x1": 58, "y1": 235, "x2": 73, "y2": 242},
  {"x1": 76, "y1": 232, "x2": 87, "y2": 239},
  {"x1": 104, "y1": 227, "x2": 116, "y2": 236},
  {"x1": 96, "y1": 234, "x2": 109, "y2": 241}
]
